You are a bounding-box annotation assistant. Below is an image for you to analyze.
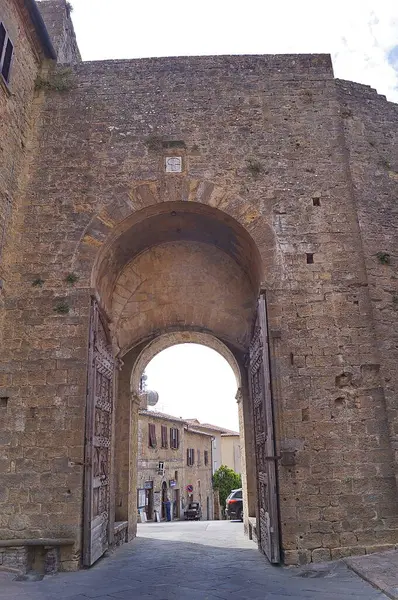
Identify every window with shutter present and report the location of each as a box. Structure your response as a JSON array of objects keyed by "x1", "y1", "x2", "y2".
[
  {"x1": 197, "y1": 450, "x2": 200, "y2": 466},
  {"x1": 148, "y1": 423, "x2": 157, "y2": 448},
  {"x1": 170, "y1": 427, "x2": 180, "y2": 449},
  {"x1": 161, "y1": 425, "x2": 168, "y2": 448},
  {"x1": 204, "y1": 450, "x2": 209, "y2": 466},
  {"x1": 0, "y1": 23, "x2": 14, "y2": 85},
  {"x1": 0, "y1": 24, "x2": 6, "y2": 58},
  {"x1": 187, "y1": 448, "x2": 195, "y2": 466}
]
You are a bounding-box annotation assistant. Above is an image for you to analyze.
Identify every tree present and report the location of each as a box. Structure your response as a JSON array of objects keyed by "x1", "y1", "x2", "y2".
[{"x1": 212, "y1": 465, "x2": 242, "y2": 509}]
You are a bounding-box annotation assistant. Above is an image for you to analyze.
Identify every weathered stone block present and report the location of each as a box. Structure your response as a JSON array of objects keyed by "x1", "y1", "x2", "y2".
[{"x1": 312, "y1": 548, "x2": 331, "y2": 562}]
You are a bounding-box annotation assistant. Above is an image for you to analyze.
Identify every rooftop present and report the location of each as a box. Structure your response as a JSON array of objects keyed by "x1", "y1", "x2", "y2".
[
  {"x1": 139, "y1": 410, "x2": 215, "y2": 437},
  {"x1": 185, "y1": 419, "x2": 239, "y2": 436}
]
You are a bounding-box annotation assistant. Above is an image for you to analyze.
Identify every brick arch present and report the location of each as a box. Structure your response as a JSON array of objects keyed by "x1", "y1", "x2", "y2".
[
  {"x1": 70, "y1": 178, "x2": 278, "y2": 302},
  {"x1": 130, "y1": 332, "x2": 242, "y2": 395}
]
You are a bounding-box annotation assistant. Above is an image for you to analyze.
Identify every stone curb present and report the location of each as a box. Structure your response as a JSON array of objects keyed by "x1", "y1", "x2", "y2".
[{"x1": 345, "y1": 558, "x2": 398, "y2": 600}]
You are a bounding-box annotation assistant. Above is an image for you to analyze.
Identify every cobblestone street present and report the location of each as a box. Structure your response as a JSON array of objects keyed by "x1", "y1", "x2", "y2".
[{"x1": 0, "y1": 521, "x2": 388, "y2": 600}]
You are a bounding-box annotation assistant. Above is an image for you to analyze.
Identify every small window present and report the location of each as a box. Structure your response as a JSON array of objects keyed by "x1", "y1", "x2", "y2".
[
  {"x1": 148, "y1": 423, "x2": 157, "y2": 448},
  {"x1": 0, "y1": 23, "x2": 14, "y2": 84},
  {"x1": 0, "y1": 24, "x2": 6, "y2": 56},
  {"x1": 161, "y1": 425, "x2": 168, "y2": 448},
  {"x1": 197, "y1": 450, "x2": 201, "y2": 466},
  {"x1": 204, "y1": 450, "x2": 209, "y2": 466},
  {"x1": 170, "y1": 427, "x2": 180, "y2": 449},
  {"x1": 187, "y1": 448, "x2": 195, "y2": 466}
]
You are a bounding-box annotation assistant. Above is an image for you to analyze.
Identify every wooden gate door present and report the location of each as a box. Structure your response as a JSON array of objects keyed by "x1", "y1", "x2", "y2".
[
  {"x1": 248, "y1": 291, "x2": 280, "y2": 563},
  {"x1": 83, "y1": 299, "x2": 115, "y2": 566}
]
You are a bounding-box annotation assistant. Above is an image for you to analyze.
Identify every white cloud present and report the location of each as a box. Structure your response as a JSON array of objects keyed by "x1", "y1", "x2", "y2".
[{"x1": 69, "y1": 0, "x2": 398, "y2": 101}]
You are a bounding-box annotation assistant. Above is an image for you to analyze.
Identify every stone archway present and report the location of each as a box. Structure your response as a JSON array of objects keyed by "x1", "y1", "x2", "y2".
[
  {"x1": 130, "y1": 332, "x2": 242, "y2": 393},
  {"x1": 128, "y1": 331, "x2": 258, "y2": 534},
  {"x1": 3, "y1": 49, "x2": 398, "y2": 572},
  {"x1": 93, "y1": 199, "x2": 265, "y2": 564}
]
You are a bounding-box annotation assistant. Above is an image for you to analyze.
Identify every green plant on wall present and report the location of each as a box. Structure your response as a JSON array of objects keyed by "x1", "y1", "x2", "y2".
[
  {"x1": 145, "y1": 135, "x2": 163, "y2": 153},
  {"x1": 246, "y1": 158, "x2": 262, "y2": 179},
  {"x1": 32, "y1": 278, "x2": 44, "y2": 287},
  {"x1": 380, "y1": 158, "x2": 392, "y2": 170},
  {"x1": 341, "y1": 108, "x2": 353, "y2": 118},
  {"x1": 54, "y1": 301, "x2": 70, "y2": 314},
  {"x1": 65, "y1": 272, "x2": 79, "y2": 285},
  {"x1": 376, "y1": 251, "x2": 391, "y2": 265},
  {"x1": 35, "y1": 68, "x2": 76, "y2": 92},
  {"x1": 302, "y1": 89, "x2": 313, "y2": 103}
]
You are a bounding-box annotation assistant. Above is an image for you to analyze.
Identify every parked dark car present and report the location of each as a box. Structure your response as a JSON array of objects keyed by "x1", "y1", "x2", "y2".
[
  {"x1": 225, "y1": 488, "x2": 243, "y2": 521},
  {"x1": 184, "y1": 502, "x2": 202, "y2": 520}
]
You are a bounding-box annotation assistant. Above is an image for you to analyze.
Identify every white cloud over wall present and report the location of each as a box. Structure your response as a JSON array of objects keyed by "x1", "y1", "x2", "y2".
[{"x1": 69, "y1": 0, "x2": 398, "y2": 102}]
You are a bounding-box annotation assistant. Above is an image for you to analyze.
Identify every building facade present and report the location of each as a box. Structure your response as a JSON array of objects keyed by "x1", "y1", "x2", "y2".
[
  {"x1": 186, "y1": 419, "x2": 241, "y2": 474},
  {"x1": 220, "y1": 433, "x2": 241, "y2": 475},
  {"x1": 137, "y1": 410, "x2": 214, "y2": 521},
  {"x1": 1, "y1": 0, "x2": 398, "y2": 572}
]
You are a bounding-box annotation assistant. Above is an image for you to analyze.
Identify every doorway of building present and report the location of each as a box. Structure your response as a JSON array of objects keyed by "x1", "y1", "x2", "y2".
[
  {"x1": 161, "y1": 481, "x2": 168, "y2": 520},
  {"x1": 174, "y1": 489, "x2": 180, "y2": 519},
  {"x1": 145, "y1": 488, "x2": 153, "y2": 520}
]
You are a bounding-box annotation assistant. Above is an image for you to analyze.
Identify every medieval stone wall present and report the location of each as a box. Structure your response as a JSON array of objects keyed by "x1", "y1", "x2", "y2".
[
  {"x1": 1, "y1": 52, "x2": 398, "y2": 567},
  {"x1": 0, "y1": 0, "x2": 56, "y2": 563},
  {"x1": 337, "y1": 79, "x2": 398, "y2": 492},
  {"x1": 0, "y1": 0, "x2": 45, "y2": 336}
]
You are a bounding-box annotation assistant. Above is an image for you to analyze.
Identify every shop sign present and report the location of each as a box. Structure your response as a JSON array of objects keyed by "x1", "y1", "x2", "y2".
[{"x1": 144, "y1": 480, "x2": 153, "y2": 489}]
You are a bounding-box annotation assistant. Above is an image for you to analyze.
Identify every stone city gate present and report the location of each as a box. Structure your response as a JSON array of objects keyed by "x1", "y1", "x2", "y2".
[
  {"x1": 82, "y1": 287, "x2": 280, "y2": 567},
  {"x1": 79, "y1": 197, "x2": 277, "y2": 567},
  {"x1": 1, "y1": 5, "x2": 398, "y2": 571}
]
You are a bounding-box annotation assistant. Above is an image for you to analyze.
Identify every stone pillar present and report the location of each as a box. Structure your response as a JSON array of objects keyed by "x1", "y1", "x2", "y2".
[
  {"x1": 114, "y1": 353, "x2": 139, "y2": 541},
  {"x1": 237, "y1": 385, "x2": 257, "y2": 530}
]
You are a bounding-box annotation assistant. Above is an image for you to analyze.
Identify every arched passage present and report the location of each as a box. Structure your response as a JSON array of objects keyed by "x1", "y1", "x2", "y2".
[
  {"x1": 84, "y1": 199, "x2": 264, "y2": 564},
  {"x1": 113, "y1": 328, "x2": 258, "y2": 550},
  {"x1": 130, "y1": 332, "x2": 242, "y2": 394},
  {"x1": 91, "y1": 200, "x2": 263, "y2": 355}
]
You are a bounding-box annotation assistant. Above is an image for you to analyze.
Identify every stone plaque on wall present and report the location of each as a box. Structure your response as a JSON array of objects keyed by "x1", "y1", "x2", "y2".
[{"x1": 165, "y1": 156, "x2": 182, "y2": 172}]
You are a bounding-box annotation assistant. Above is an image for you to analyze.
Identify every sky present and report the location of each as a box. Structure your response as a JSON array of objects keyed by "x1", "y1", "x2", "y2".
[
  {"x1": 68, "y1": 0, "x2": 398, "y2": 102},
  {"x1": 144, "y1": 345, "x2": 239, "y2": 432},
  {"x1": 64, "y1": 1, "x2": 397, "y2": 429}
]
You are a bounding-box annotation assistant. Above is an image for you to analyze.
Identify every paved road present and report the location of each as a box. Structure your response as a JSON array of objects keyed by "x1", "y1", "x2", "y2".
[{"x1": 0, "y1": 521, "x2": 387, "y2": 599}]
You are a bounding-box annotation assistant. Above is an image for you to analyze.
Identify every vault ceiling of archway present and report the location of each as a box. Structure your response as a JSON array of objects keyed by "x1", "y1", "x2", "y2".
[
  {"x1": 94, "y1": 201, "x2": 263, "y2": 314},
  {"x1": 112, "y1": 240, "x2": 256, "y2": 354}
]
